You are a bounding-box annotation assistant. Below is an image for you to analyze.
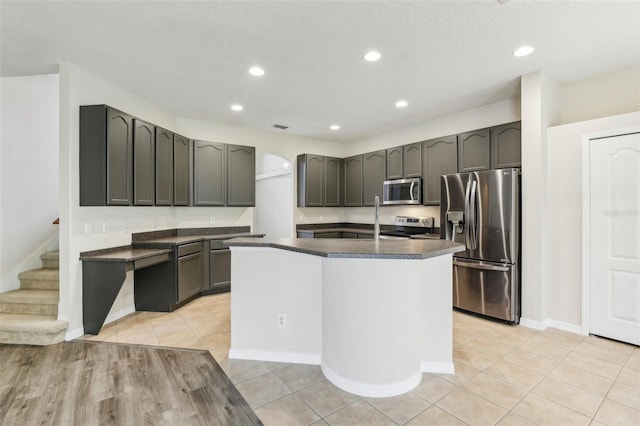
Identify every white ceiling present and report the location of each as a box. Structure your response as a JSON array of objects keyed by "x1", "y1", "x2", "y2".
[{"x1": 1, "y1": 1, "x2": 639, "y2": 142}]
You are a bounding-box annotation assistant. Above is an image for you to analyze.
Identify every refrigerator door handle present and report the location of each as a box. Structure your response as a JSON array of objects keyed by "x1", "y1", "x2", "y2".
[
  {"x1": 453, "y1": 259, "x2": 510, "y2": 272},
  {"x1": 464, "y1": 179, "x2": 472, "y2": 248},
  {"x1": 469, "y1": 179, "x2": 478, "y2": 250}
]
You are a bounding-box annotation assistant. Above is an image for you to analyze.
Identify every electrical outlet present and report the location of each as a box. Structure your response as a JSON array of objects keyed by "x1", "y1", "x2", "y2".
[
  {"x1": 210, "y1": 217, "x2": 216, "y2": 225},
  {"x1": 102, "y1": 222, "x2": 109, "y2": 233},
  {"x1": 277, "y1": 314, "x2": 286, "y2": 328},
  {"x1": 84, "y1": 223, "x2": 93, "y2": 234}
]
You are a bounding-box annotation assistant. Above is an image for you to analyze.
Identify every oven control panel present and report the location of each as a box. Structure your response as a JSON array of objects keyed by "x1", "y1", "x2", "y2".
[{"x1": 395, "y1": 216, "x2": 434, "y2": 228}]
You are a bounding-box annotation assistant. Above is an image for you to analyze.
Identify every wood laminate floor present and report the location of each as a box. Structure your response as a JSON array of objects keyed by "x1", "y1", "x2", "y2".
[{"x1": 0, "y1": 340, "x2": 262, "y2": 426}]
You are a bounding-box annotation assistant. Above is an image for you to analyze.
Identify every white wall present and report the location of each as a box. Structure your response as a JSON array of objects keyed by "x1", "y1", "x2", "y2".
[
  {"x1": 1, "y1": 74, "x2": 59, "y2": 292},
  {"x1": 546, "y1": 111, "x2": 640, "y2": 328},
  {"x1": 559, "y1": 65, "x2": 640, "y2": 126}
]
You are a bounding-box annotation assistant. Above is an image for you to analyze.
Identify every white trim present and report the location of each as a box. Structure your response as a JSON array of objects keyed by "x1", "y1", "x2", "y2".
[
  {"x1": 519, "y1": 317, "x2": 547, "y2": 331},
  {"x1": 520, "y1": 317, "x2": 586, "y2": 336},
  {"x1": 65, "y1": 327, "x2": 84, "y2": 341},
  {"x1": 581, "y1": 125, "x2": 640, "y2": 337},
  {"x1": 321, "y1": 362, "x2": 422, "y2": 398},
  {"x1": 255, "y1": 169, "x2": 291, "y2": 181},
  {"x1": 229, "y1": 348, "x2": 321, "y2": 365},
  {"x1": 421, "y1": 361, "x2": 455, "y2": 375}
]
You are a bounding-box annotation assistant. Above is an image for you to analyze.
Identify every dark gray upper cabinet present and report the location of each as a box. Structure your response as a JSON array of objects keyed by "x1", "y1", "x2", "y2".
[
  {"x1": 343, "y1": 155, "x2": 363, "y2": 207},
  {"x1": 458, "y1": 128, "x2": 491, "y2": 172},
  {"x1": 297, "y1": 154, "x2": 324, "y2": 207},
  {"x1": 491, "y1": 121, "x2": 521, "y2": 169},
  {"x1": 324, "y1": 157, "x2": 341, "y2": 207},
  {"x1": 173, "y1": 134, "x2": 190, "y2": 206},
  {"x1": 403, "y1": 142, "x2": 422, "y2": 178},
  {"x1": 363, "y1": 150, "x2": 386, "y2": 206},
  {"x1": 133, "y1": 119, "x2": 155, "y2": 206},
  {"x1": 422, "y1": 135, "x2": 458, "y2": 205},
  {"x1": 80, "y1": 105, "x2": 133, "y2": 206},
  {"x1": 193, "y1": 141, "x2": 226, "y2": 206},
  {"x1": 386, "y1": 146, "x2": 404, "y2": 180},
  {"x1": 155, "y1": 127, "x2": 173, "y2": 206},
  {"x1": 227, "y1": 144, "x2": 255, "y2": 206}
]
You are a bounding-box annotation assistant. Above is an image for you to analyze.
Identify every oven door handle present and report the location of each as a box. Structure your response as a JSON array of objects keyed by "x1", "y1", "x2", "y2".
[{"x1": 453, "y1": 259, "x2": 510, "y2": 272}]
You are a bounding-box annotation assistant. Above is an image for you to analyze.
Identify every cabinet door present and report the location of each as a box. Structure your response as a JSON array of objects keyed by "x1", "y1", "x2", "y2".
[
  {"x1": 210, "y1": 250, "x2": 231, "y2": 288},
  {"x1": 155, "y1": 127, "x2": 173, "y2": 206},
  {"x1": 403, "y1": 142, "x2": 422, "y2": 178},
  {"x1": 227, "y1": 144, "x2": 255, "y2": 206},
  {"x1": 458, "y1": 128, "x2": 490, "y2": 172},
  {"x1": 178, "y1": 251, "x2": 202, "y2": 302},
  {"x1": 386, "y1": 146, "x2": 403, "y2": 180},
  {"x1": 491, "y1": 122, "x2": 521, "y2": 169},
  {"x1": 106, "y1": 109, "x2": 133, "y2": 205},
  {"x1": 133, "y1": 120, "x2": 155, "y2": 206},
  {"x1": 193, "y1": 141, "x2": 226, "y2": 206},
  {"x1": 422, "y1": 135, "x2": 458, "y2": 205},
  {"x1": 173, "y1": 134, "x2": 190, "y2": 206},
  {"x1": 343, "y1": 155, "x2": 363, "y2": 207},
  {"x1": 299, "y1": 154, "x2": 324, "y2": 207},
  {"x1": 324, "y1": 157, "x2": 341, "y2": 207},
  {"x1": 363, "y1": 150, "x2": 386, "y2": 206}
]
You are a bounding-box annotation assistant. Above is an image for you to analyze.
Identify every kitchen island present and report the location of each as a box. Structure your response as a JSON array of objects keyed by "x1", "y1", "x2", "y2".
[{"x1": 225, "y1": 237, "x2": 464, "y2": 397}]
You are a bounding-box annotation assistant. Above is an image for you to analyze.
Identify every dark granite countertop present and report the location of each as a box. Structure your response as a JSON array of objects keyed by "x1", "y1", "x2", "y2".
[
  {"x1": 133, "y1": 232, "x2": 264, "y2": 248},
  {"x1": 224, "y1": 237, "x2": 464, "y2": 260},
  {"x1": 297, "y1": 223, "x2": 440, "y2": 239},
  {"x1": 80, "y1": 246, "x2": 172, "y2": 262}
]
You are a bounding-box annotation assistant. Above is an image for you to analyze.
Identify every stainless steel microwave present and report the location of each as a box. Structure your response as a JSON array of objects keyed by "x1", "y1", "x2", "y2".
[{"x1": 383, "y1": 178, "x2": 422, "y2": 205}]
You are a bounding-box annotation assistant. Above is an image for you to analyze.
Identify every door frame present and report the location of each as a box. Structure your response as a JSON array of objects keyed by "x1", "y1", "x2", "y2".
[{"x1": 581, "y1": 125, "x2": 640, "y2": 336}]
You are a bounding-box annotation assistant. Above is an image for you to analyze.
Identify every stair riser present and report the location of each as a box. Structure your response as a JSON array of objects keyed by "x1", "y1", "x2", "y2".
[
  {"x1": 0, "y1": 330, "x2": 65, "y2": 346},
  {"x1": 19, "y1": 279, "x2": 59, "y2": 290},
  {"x1": 41, "y1": 260, "x2": 59, "y2": 269},
  {"x1": 0, "y1": 303, "x2": 58, "y2": 316}
]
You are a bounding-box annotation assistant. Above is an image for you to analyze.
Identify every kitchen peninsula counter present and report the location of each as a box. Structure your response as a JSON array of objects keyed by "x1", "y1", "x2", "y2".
[{"x1": 227, "y1": 237, "x2": 464, "y2": 398}]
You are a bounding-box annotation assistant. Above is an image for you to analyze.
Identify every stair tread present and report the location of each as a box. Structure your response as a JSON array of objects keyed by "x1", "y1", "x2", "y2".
[
  {"x1": 40, "y1": 251, "x2": 59, "y2": 260},
  {"x1": 0, "y1": 313, "x2": 68, "y2": 333},
  {"x1": 0, "y1": 289, "x2": 59, "y2": 304},
  {"x1": 18, "y1": 268, "x2": 59, "y2": 280}
]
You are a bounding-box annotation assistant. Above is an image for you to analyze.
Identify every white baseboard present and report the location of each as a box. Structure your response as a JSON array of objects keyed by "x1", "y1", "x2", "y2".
[
  {"x1": 520, "y1": 317, "x2": 585, "y2": 335},
  {"x1": 229, "y1": 348, "x2": 321, "y2": 365},
  {"x1": 421, "y1": 361, "x2": 455, "y2": 375},
  {"x1": 65, "y1": 327, "x2": 84, "y2": 341},
  {"x1": 321, "y1": 362, "x2": 422, "y2": 398}
]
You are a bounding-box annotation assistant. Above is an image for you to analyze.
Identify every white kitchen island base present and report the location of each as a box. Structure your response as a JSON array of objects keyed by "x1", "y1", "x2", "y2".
[{"x1": 227, "y1": 239, "x2": 461, "y2": 397}]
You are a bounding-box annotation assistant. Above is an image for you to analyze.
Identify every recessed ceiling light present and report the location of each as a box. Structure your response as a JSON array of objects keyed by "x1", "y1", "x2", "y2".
[
  {"x1": 513, "y1": 46, "x2": 534, "y2": 57},
  {"x1": 364, "y1": 50, "x2": 381, "y2": 62},
  {"x1": 395, "y1": 100, "x2": 408, "y2": 108},
  {"x1": 231, "y1": 104, "x2": 243, "y2": 111},
  {"x1": 330, "y1": 124, "x2": 340, "y2": 130},
  {"x1": 249, "y1": 66, "x2": 265, "y2": 76}
]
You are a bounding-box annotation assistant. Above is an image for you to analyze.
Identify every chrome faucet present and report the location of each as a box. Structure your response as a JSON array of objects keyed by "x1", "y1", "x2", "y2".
[{"x1": 374, "y1": 195, "x2": 380, "y2": 240}]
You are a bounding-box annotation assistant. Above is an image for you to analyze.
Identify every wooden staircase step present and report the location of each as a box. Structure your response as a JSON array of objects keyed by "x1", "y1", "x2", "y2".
[
  {"x1": 0, "y1": 313, "x2": 68, "y2": 345},
  {"x1": 18, "y1": 268, "x2": 59, "y2": 290}
]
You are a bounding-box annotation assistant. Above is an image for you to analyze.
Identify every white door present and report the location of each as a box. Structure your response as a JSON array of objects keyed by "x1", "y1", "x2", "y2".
[{"x1": 589, "y1": 132, "x2": 640, "y2": 345}]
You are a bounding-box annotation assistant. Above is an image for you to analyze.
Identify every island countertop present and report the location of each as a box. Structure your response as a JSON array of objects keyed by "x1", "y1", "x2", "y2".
[{"x1": 225, "y1": 237, "x2": 464, "y2": 259}]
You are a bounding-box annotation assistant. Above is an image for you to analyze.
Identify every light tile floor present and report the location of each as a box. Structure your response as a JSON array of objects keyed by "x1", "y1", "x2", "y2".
[{"x1": 80, "y1": 294, "x2": 640, "y2": 426}]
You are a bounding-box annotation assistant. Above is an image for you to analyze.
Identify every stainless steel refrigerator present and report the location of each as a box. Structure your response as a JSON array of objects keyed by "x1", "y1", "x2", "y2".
[{"x1": 440, "y1": 168, "x2": 521, "y2": 323}]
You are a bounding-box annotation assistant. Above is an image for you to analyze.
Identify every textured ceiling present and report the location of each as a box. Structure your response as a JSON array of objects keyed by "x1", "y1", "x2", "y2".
[{"x1": 1, "y1": 1, "x2": 639, "y2": 142}]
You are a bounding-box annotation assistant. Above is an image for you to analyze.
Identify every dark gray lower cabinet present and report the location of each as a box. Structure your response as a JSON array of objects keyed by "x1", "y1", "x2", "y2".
[
  {"x1": 491, "y1": 122, "x2": 521, "y2": 169},
  {"x1": 173, "y1": 134, "x2": 190, "y2": 206},
  {"x1": 194, "y1": 141, "x2": 226, "y2": 206},
  {"x1": 227, "y1": 144, "x2": 255, "y2": 206},
  {"x1": 315, "y1": 232, "x2": 341, "y2": 238},
  {"x1": 363, "y1": 150, "x2": 386, "y2": 206},
  {"x1": 155, "y1": 127, "x2": 174, "y2": 206},
  {"x1": 177, "y1": 242, "x2": 203, "y2": 302},
  {"x1": 422, "y1": 135, "x2": 458, "y2": 205},
  {"x1": 133, "y1": 119, "x2": 155, "y2": 205}
]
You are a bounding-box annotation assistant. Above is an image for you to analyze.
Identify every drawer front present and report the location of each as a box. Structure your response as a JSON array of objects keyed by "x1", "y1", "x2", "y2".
[
  {"x1": 178, "y1": 242, "x2": 202, "y2": 257},
  {"x1": 209, "y1": 240, "x2": 226, "y2": 250}
]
